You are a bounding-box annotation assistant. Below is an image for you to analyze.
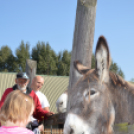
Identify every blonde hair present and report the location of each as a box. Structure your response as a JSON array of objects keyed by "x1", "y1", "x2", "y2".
[{"x1": 0, "y1": 90, "x2": 34, "y2": 124}]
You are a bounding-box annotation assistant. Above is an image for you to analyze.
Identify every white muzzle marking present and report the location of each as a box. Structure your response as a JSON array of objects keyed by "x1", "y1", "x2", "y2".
[{"x1": 64, "y1": 113, "x2": 92, "y2": 134}]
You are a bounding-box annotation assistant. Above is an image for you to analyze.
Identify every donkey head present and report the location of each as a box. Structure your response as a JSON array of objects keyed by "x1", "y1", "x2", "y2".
[
  {"x1": 64, "y1": 36, "x2": 115, "y2": 134},
  {"x1": 56, "y1": 92, "x2": 68, "y2": 113}
]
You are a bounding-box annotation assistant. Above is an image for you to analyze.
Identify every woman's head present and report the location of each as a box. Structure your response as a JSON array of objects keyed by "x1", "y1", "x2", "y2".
[{"x1": 0, "y1": 90, "x2": 34, "y2": 126}]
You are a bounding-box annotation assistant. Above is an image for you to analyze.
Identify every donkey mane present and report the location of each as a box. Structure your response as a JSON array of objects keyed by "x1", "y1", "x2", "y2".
[
  {"x1": 108, "y1": 72, "x2": 134, "y2": 124},
  {"x1": 109, "y1": 72, "x2": 127, "y2": 88},
  {"x1": 109, "y1": 72, "x2": 134, "y2": 94}
]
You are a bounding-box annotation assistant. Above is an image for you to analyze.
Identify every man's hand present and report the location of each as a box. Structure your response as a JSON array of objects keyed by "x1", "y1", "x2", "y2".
[
  {"x1": 43, "y1": 107, "x2": 50, "y2": 112},
  {"x1": 38, "y1": 124, "x2": 44, "y2": 132},
  {"x1": 46, "y1": 112, "x2": 54, "y2": 117}
]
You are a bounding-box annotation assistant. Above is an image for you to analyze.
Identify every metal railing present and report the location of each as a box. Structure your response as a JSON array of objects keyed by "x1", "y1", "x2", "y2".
[{"x1": 41, "y1": 129, "x2": 63, "y2": 134}]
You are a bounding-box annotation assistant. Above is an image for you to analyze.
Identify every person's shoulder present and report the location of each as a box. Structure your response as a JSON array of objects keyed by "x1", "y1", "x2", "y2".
[
  {"x1": 5, "y1": 87, "x2": 13, "y2": 91},
  {"x1": 38, "y1": 91, "x2": 47, "y2": 98},
  {"x1": 29, "y1": 89, "x2": 36, "y2": 97},
  {"x1": 30, "y1": 90, "x2": 39, "y2": 100},
  {"x1": 4, "y1": 87, "x2": 13, "y2": 94},
  {"x1": 0, "y1": 126, "x2": 4, "y2": 132},
  {"x1": 38, "y1": 91, "x2": 45, "y2": 96},
  {"x1": 26, "y1": 87, "x2": 32, "y2": 95},
  {"x1": 0, "y1": 126, "x2": 34, "y2": 134},
  {"x1": 15, "y1": 127, "x2": 34, "y2": 134}
]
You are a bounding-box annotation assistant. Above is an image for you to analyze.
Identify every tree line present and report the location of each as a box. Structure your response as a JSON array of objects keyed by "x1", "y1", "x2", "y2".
[{"x1": 0, "y1": 41, "x2": 125, "y2": 78}]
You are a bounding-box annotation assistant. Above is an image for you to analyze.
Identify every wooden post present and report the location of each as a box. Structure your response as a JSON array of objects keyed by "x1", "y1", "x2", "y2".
[
  {"x1": 25, "y1": 59, "x2": 37, "y2": 88},
  {"x1": 69, "y1": 0, "x2": 97, "y2": 89}
]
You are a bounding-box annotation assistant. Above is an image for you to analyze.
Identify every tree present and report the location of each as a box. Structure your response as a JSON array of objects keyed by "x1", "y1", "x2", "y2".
[
  {"x1": 109, "y1": 61, "x2": 125, "y2": 78},
  {"x1": 57, "y1": 52, "x2": 63, "y2": 75},
  {"x1": 16, "y1": 41, "x2": 30, "y2": 72},
  {"x1": 57, "y1": 50, "x2": 71, "y2": 76},
  {"x1": 0, "y1": 46, "x2": 19, "y2": 72},
  {"x1": 130, "y1": 78, "x2": 134, "y2": 83},
  {"x1": 117, "y1": 68, "x2": 125, "y2": 78},
  {"x1": 43, "y1": 43, "x2": 57, "y2": 75},
  {"x1": 6, "y1": 55, "x2": 19, "y2": 72},
  {"x1": 31, "y1": 41, "x2": 44, "y2": 73},
  {"x1": 91, "y1": 54, "x2": 96, "y2": 69},
  {"x1": 110, "y1": 62, "x2": 119, "y2": 74},
  {"x1": 0, "y1": 46, "x2": 12, "y2": 71},
  {"x1": 50, "y1": 49, "x2": 58, "y2": 74},
  {"x1": 33, "y1": 42, "x2": 57, "y2": 75},
  {"x1": 89, "y1": 54, "x2": 125, "y2": 78}
]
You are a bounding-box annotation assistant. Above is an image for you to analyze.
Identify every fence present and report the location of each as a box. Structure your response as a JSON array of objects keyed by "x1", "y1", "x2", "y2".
[
  {"x1": 41, "y1": 129, "x2": 63, "y2": 134},
  {"x1": 40, "y1": 125, "x2": 134, "y2": 134},
  {"x1": 43, "y1": 113, "x2": 134, "y2": 134}
]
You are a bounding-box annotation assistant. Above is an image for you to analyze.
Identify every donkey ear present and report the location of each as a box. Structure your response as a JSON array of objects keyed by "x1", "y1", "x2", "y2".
[
  {"x1": 95, "y1": 36, "x2": 111, "y2": 82},
  {"x1": 74, "y1": 60, "x2": 90, "y2": 75}
]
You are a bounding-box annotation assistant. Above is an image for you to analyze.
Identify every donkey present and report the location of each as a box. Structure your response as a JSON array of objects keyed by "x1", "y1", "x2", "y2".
[
  {"x1": 56, "y1": 91, "x2": 68, "y2": 113},
  {"x1": 56, "y1": 36, "x2": 134, "y2": 134}
]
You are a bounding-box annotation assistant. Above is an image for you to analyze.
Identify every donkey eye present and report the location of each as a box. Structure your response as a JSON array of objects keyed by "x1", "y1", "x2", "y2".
[
  {"x1": 60, "y1": 102, "x2": 63, "y2": 105},
  {"x1": 90, "y1": 90, "x2": 96, "y2": 95}
]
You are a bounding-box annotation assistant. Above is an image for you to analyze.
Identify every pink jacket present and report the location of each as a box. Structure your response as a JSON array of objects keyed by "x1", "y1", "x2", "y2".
[{"x1": 0, "y1": 126, "x2": 34, "y2": 134}]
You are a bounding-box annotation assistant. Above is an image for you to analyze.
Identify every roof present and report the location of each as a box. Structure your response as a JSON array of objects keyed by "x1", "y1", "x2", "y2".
[{"x1": 0, "y1": 72, "x2": 69, "y2": 113}]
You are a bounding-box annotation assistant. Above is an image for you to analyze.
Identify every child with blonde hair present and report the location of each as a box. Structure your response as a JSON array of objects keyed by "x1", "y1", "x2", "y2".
[{"x1": 0, "y1": 90, "x2": 35, "y2": 134}]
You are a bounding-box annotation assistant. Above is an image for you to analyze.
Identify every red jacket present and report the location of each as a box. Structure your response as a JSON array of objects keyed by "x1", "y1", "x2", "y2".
[{"x1": 0, "y1": 85, "x2": 49, "y2": 121}]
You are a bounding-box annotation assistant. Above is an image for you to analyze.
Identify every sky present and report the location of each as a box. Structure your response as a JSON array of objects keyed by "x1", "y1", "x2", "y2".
[{"x1": 0, "y1": 0, "x2": 134, "y2": 81}]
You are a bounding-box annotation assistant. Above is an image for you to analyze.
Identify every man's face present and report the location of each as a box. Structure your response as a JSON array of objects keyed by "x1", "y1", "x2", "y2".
[
  {"x1": 33, "y1": 77, "x2": 44, "y2": 91},
  {"x1": 15, "y1": 78, "x2": 29, "y2": 90}
]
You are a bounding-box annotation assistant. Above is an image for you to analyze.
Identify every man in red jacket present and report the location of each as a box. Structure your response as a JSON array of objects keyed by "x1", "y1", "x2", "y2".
[{"x1": 0, "y1": 72, "x2": 53, "y2": 131}]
